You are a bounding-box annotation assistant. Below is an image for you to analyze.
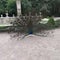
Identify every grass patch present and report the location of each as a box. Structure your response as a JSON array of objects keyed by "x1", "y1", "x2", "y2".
[{"x1": 0, "y1": 24, "x2": 12, "y2": 32}]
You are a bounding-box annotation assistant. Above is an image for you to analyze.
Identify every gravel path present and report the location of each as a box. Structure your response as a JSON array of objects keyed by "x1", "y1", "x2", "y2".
[{"x1": 0, "y1": 28, "x2": 60, "y2": 60}]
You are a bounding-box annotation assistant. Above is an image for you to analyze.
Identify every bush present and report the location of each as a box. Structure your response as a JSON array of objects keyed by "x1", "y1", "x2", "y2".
[{"x1": 47, "y1": 17, "x2": 55, "y2": 25}]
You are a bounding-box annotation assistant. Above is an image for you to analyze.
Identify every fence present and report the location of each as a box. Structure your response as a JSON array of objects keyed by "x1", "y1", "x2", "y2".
[
  {"x1": 0, "y1": 12, "x2": 42, "y2": 26},
  {"x1": 0, "y1": 14, "x2": 16, "y2": 25}
]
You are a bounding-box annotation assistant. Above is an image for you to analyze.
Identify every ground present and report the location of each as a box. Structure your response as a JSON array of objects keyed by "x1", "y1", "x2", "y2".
[{"x1": 0, "y1": 28, "x2": 60, "y2": 60}]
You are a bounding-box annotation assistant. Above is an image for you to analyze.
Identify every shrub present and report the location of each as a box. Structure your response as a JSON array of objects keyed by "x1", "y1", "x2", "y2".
[{"x1": 47, "y1": 17, "x2": 55, "y2": 25}]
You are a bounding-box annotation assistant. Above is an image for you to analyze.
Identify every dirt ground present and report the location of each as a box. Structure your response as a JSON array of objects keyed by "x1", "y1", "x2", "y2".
[{"x1": 0, "y1": 28, "x2": 60, "y2": 60}]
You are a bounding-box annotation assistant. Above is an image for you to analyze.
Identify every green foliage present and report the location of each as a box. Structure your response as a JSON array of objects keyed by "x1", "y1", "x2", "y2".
[
  {"x1": 0, "y1": 0, "x2": 7, "y2": 15},
  {"x1": 0, "y1": 0, "x2": 17, "y2": 16},
  {"x1": 0, "y1": 0, "x2": 60, "y2": 16},
  {"x1": 48, "y1": 17, "x2": 55, "y2": 25},
  {"x1": 21, "y1": 0, "x2": 32, "y2": 14},
  {"x1": 22, "y1": 0, "x2": 60, "y2": 16},
  {"x1": 7, "y1": 0, "x2": 17, "y2": 16}
]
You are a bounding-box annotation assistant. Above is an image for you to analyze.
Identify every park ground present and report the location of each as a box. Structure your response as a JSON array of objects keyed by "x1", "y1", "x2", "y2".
[{"x1": 0, "y1": 28, "x2": 60, "y2": 60}]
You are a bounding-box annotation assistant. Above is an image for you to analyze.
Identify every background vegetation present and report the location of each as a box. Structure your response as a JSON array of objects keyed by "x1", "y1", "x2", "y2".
[
  {"x1": 0, "y1": 0, "x2": 17, "y2": 16},
  {"x1": 0, "y1": 0, "x2": 60, "y2": 17}
]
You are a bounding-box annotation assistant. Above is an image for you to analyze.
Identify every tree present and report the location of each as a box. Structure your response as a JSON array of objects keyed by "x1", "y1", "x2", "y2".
[
  {"x1": 21, "y1": 0, "x2": 32, "y2": 15},
  {"x1": 0, "y1": 0, "x2": 7, "y2": 16},
  {"x1": 0, "y1": 0, "x2": 60, "y2": 16},
  {"x1": 7, "y1": 0, "x2": 17, "y2": 16}
]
